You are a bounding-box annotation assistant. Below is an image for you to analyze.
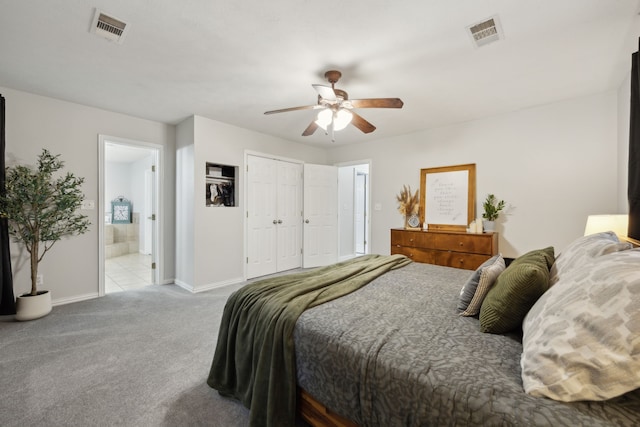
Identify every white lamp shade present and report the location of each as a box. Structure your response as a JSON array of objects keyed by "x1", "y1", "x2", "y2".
[
  {"x1": 315, "y1": 108, "x2": 353, "y2": 131},
  {"x1": 315, "y1": 109, "x2": 332, "y2": 130},
  {"x1": 584, "y1": 214, "x2": 628, "y2": 237},
  {"x1": 333, "y1": 109, "x2": 353, "y2": 131}
]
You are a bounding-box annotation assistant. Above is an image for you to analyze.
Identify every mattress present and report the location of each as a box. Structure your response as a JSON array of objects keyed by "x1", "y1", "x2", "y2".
[{"x1": 294, "y1": 262, "x2": 640, "y2": 426}]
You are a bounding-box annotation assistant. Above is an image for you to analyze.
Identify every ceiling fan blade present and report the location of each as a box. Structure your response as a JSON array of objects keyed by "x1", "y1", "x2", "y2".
[
  {"x1": 302, "y1": 121, "x2": 319, "y2": 136},
  {"x1": 264, "y1": 105, "x2": 321, "y2": 115},
  {"x1": 312, "y1": 84, "x2": 337, "y2": 102},
  {"x1": 349, "y1": 98, "x2": 404, "y2": 109},
  {"x1": 350, "y1": 111, "x2": 376, "y2": 134}
]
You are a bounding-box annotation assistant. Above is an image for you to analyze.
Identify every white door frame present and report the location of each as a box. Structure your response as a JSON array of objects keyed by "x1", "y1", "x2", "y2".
[
  {"x1": 355, "y1": 170, "x2": 368, "y2": 254},
  {"x1": 337, "y1": 160, "x2": 372, "y2": 258},
  {"x1": 98, "y1": 135, "x2": 163, "y2": 295}
]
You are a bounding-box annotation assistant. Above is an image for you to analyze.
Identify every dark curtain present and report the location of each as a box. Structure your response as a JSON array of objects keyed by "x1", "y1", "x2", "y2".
[
  {"x1": 0, "y1": 94, "x2": 15, "y2": 315},
  {"x1": 630, "y1": 48, "x2": 640, "y2": 241}
]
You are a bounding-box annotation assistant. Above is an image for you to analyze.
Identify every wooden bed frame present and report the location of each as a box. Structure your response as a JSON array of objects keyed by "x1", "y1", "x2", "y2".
[{"x1": 298, "y1": 388, "x2": 357, "y2": 427}]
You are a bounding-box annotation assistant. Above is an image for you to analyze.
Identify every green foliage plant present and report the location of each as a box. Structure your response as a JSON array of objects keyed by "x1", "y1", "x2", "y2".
[
  {"x1": 0, "y1": 149, "x2": 90, "y2": 296},
  {"x1": 482, "y1": 193, "x2": 505, "y2": 221}
]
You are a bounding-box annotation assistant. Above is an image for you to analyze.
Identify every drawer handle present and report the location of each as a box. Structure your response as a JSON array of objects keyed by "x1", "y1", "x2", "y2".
[
  {"x1": 409, "y1": 238, "x2": 414, "y2": 242},
  {"x1": 396, "y1": 245, "x2": 401, "y2": 247},
  {"x1": 459, "y1": 242, "x2": 464, "y2": 246}
]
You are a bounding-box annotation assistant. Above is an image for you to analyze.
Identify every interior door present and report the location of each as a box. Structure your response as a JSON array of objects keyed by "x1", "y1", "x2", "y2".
[
  {"x1": 247, "y1": 155, "x2": 278, "y2": 278},
  {"x1": 303, "y1": 163, "x2": 338, "y2": 268},
  {"x1": 355, "y1": 172, "x2": 367, "y2": 254},
  {"x1": 143, "y1": 169, "x2": 153, "y2": 255},
  {"x1": 276, "y1": 161, "x2": 303, "y2": 272},
  {"x1": 146, "y1": 162, "x2": 158, "y2": 285}
]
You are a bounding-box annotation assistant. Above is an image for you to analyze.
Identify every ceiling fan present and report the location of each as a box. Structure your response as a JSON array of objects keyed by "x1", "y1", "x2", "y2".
[{"x1": 264, "y1": 70, "x2": 404, "y2": 142}]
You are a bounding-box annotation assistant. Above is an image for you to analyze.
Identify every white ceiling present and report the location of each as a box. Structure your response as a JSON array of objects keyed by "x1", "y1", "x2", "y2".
[{"x1": 1, "y1": 0, "x2": 639, "y2": 146}]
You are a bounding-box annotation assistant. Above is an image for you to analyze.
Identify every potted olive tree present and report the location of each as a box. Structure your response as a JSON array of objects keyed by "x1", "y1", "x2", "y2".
[
  {"x1": 482, "y1": 193, "x2": 505, "y2": 232},
  {"x1": 0, "y1": 149, "x2": 90, "y2": 321}
]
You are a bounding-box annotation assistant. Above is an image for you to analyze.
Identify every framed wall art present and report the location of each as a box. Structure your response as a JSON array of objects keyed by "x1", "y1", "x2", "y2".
[{"x1": 420, "y1": 163, "x2": 476, "y2": 232}]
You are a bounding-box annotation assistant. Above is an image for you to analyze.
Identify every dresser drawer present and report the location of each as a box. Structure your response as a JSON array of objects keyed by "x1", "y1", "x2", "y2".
[
  {"x1": 391, "y1": 245, "x2": 436, "y2": 264},
  {"x1": 390, "y1": 229, "x2": 498, "y2": 270},
  {"x1": 390, "y1": 229, "x2": 436, "y2": 249},
  {"x1": 435, "y1": 252, "x2": 491, "y2": 270},
  {"x1": 434, "y1": 234, "x2": 494, "y2": 255}
]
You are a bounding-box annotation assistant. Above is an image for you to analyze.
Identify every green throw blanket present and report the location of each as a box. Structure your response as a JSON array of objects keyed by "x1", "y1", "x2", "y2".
[{"x1": 207, "y1": 254, "x2": 411, "y2": 427}]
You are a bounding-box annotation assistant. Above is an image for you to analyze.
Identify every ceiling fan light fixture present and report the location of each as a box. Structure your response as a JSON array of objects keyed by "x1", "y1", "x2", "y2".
[
  {"x1": 333, "y1": 109, "x2": 353, "y2": 131},
  {"x1": 315, "y1": 108, "x2": 333, "y2": 130},
  {"x1": 265, "y1": 70, "x2": 401, "y2": 140},
  {"x1": 315, "y1": 108, "x2": 352, "y2": 132}
]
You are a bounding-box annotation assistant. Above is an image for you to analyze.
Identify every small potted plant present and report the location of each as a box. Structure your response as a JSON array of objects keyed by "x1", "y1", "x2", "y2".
[
  {"x1": 0, "y1": 149, "x2": 90, "y2": 321},
  {"x1": 482, "y1": 193, "x2": 505, "y2": 232}
]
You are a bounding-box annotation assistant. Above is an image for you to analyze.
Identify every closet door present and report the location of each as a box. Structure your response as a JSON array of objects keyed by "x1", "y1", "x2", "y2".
[
  {"x1": 247, "y1": 155, "x2": 277, "y2": 278},
  {"x1": 247, "y1": 155, "x2": 303, "y2": 279},
  {"x1": 276, "y1": 161, "x2": 303, "y2": 272},
  {"x1": 303, "y1": 164, "x2": 338, "y2": 268}
]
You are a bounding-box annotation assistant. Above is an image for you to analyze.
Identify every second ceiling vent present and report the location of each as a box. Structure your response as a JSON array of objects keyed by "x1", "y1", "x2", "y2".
[
  {"x1": 90, "y1": 9, "x2": 129, "y2": 44},
  {"x1": 467, "y1": 15, "x2": 503, "y2": 48}
]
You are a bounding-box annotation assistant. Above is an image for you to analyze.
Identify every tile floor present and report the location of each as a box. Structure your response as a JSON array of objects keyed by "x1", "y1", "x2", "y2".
[{"x1": 105, "y1": 252, "x2": 153, "y2": 293}]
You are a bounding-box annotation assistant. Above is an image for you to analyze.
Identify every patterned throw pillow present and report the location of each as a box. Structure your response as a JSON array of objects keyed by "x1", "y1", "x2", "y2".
[
  {"x1": 479, "y1": 247, "x2": 554, "y2": 334},
  {"x1": 521, "y1": 248, "x2": 640, "y2": 401},
  {"x1": 460, "y1": 256, "x2": 505, "y2": 317},
  {"x1": 457, "y1": 255, "x2": 501, "y2": 311},
  {"x1": 549, "y1": 231, "x2": 631, "y2": 285}
]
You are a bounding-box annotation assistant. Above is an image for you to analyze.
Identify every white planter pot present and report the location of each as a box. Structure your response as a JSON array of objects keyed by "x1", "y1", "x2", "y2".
[
  {"x1": 15, "y1": 290, "x2": 52, "y2": 321},
  {"x1": 483, "y1": 220, "x2": 496, "y2": 232}
]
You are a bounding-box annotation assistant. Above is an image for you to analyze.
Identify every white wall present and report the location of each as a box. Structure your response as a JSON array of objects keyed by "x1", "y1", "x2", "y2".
[
  {"x1": 105, "y1": 161, "x2": 133, "y2": 214},
  {"x1": 175, "y1": 116, "x2": 195, "y2": 288},
  {"x1": 0, "y1": 79, "x2": 629, "y2": 302},
  {"x1": 328, "y1": 91, "x2": 619, "y2": 259},
  {"x1": 1, "y1": 87, "x2": 176, "y2": 303},
  {"x1": 176, "y1": 115, "x2": 327, "y2": 292}
]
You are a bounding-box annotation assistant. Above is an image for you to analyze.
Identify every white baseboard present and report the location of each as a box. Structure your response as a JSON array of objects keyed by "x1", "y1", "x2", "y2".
[
  {"x1": 173, "y1": 279, "x2": 194, "y2": 293},
  {"x1": 174, "y1": 277, "x2": 244, "y2": 294},
  {"x1": 53, "y1": 292, "x2": 100, "y2": 306}
]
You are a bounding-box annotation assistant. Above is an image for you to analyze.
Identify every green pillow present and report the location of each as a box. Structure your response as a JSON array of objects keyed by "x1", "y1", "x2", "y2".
[{"x1": 479, "y1": 247, "x2": 554, "y2": 334}]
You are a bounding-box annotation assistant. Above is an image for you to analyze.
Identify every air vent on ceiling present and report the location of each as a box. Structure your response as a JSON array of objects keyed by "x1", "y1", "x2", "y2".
[
  {"x1": 90, "y1": 9, "x2": 129, "y2": 44},
  {"x1": 467, "y1": 15, "x2": 503, "y2": 48}
]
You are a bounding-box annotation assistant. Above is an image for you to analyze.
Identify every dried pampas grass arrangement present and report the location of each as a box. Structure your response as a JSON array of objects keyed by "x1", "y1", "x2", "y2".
[{"x1": 396, "y1": 185, "x2": 419, "y2": 217}]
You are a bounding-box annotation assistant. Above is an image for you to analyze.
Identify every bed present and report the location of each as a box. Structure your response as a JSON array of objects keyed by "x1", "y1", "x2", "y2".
[{"x1": 208, "y1": 232, "x2": 640, "y2": 427}]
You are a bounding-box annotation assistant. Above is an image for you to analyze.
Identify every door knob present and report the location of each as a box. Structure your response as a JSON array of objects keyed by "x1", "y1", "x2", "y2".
[
  {"x1": 273, "y1": 220, "x2": 277, "y2": 224},
  {"x1": 305, "y1": 219, "x2": 309, "y2": 224},
  {"x1": 277, "y1": 219, "x2": 282, "y2": 224}
]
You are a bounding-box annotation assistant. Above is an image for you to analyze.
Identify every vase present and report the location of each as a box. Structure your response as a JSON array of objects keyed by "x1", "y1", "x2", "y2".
[
  {"x1": 15, "y1": 290, "x2": 52, "y2": 321},
  {"x1": 483, "y1": 220, "x2": 496, "y2": 232}
]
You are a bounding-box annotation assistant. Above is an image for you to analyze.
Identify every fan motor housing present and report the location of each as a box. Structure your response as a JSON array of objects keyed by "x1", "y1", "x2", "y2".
[{"x1": 333, "y1": 89, "x2": 348, "y2": 100}]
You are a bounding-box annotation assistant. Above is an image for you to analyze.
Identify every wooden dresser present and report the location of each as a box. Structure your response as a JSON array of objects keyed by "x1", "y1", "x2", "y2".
[{"x1": 390, "y1": 229, "x2": 498, "y2": 270}]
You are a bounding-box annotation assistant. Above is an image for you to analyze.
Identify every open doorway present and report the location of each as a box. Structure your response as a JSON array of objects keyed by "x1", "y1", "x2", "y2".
[
  {"x1": 338, "y1": 162, "x2": 370, "y2": 260},
  {"x1": 98, "y1": 136, "x2": 162, "y2": 295}
]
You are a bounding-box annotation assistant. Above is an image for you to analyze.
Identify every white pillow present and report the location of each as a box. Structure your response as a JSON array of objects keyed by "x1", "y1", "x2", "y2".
[
  {"x1": 521, "y1": 248, "x2": 640, "y2": 401},
  {"x1": 549, "y1": 231, "x2": 632, "y2": 285}
]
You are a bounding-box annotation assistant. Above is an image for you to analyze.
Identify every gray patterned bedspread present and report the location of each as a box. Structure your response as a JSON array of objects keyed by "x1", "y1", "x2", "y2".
[{"x1": 294, "y1": 262, "x2": 640, "y2": 426}]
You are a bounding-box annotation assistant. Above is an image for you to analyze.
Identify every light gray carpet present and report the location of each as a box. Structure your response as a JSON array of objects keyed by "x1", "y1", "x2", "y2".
[{"x1": 0, "y1": 282, "x2": 290, "y2": 427}]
